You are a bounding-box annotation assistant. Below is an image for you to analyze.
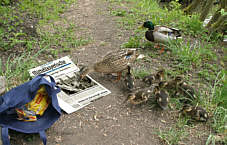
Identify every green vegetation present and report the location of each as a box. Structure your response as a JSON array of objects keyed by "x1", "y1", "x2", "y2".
[
  {"x1": 108, "y1": 0, "x2": 226, "y2": 144},
  {"x1": 0, "y1": 52, "x2": 36, "y2": 87},
  {"x1": 0, "y1": 0, "x2": 89, "y2": 84},
  {"x1": 133, "y1": 68, "x2": 150, "y2": 79},
  {"x1": 156, "y1": 118, "x2": 189, "y2": 145}
]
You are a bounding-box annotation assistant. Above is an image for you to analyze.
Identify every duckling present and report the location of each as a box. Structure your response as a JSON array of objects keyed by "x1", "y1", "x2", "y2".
[
  {"x1": 159, "y1": 76, "x2": 183, "y2": 90},
  {"x1": 124, "y1": 66, "x2": 135, "y2": 91},
  {"x1": 80, "y1": 49, "x2": 139, "y2": 81},
  {"x1": 142, "y1": 21, "x2": 181, "y2": 53},
  {"x1": 143, "y1": 69, "x2": 165, "y2": 86},
  {"x1": 182, "y1": 104, "x2": 208, "y2": 122},
  {"x1": 177, "y1": 82, "x2": 197, "y2": 104},
  {"x1": 178, "y1": 82, "x2": 196, "y2": 98},
  {"x1": 154, "y1": 85, "x2": 169, "y2": 110},
  {"x1": 158, "y1": 81, "x2": 169, "y2": 88},
  {"x1": 126, "y1": 87, "x2": 153, "y2": 105}
]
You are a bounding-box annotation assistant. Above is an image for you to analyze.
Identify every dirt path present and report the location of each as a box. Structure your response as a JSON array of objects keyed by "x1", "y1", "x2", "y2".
[
  {"x1": 48, "y1": 0, "x2": 163, "y2": 144},
  {"x1": 10, "y1": 0, "x2": 209, "y2": 144}
]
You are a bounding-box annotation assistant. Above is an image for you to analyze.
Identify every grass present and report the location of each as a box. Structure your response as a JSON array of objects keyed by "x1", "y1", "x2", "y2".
[
  {"x1": 107, "y1": 0, "x2": 226, "y2": 144},
  {"x1": 38, "y1": 22, "x2": 90, "y2": 55},
  {"x1": 0, "y1": 0, "x2": 90, "y2": 85},
  {"x1": 156, "y1": 118, "x2": 189, "y2": 145},
  {"x1": 0, "y1": 45, "x2": 50, "y2": 88},
  {"x1": 133, "y1": 68, "x2": 150, "y2": 79}
]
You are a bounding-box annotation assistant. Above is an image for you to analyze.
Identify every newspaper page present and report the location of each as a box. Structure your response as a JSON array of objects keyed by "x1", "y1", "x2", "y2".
[{"x1": 29, "y1": 56, "x2": 111, "y2": 114}]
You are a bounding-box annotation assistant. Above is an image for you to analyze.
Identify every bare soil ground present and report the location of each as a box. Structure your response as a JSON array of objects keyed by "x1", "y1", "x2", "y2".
[{"x1": 8, "y1": 0, "x2": 213, "y2": 144}]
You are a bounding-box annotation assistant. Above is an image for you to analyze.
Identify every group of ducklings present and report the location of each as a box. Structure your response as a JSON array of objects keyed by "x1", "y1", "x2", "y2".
[
  {"x1": 124, "y1": 68, "x2": 169, "y2": 110},
  {"x1": 79, "y1": 21, "x2": 208, "y2": 122},
  {"x1": 124, "y1": 68, "x2": 208, "y2": 122}
]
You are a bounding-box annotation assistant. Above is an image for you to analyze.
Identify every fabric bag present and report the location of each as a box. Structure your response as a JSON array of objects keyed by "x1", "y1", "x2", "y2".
[{"x1": 0, "y1": 74, "x2": 61, "y2": 145}]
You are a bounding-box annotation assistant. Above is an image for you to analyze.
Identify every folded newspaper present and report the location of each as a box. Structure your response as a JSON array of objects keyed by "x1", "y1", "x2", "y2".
[{"x1": 29, "y1": 56, "x2": 111, "y2": 114}]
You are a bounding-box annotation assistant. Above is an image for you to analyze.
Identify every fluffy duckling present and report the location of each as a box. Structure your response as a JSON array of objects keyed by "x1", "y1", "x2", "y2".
[
  {"x1": 80, "y1": 48, "x2": 139, "y2": 81},
  {"x1": 182, "y1": 104, "x2": 208, "y2": 122},
  {"x1": 124, "y1": 66, "x2": 135, "y2": 91},
  {"x1": 126, "y1": 87, "x2": 153, "y2": 105},
  {"x1": 143, "y1": 69, "x2": 165, "y2": 86},
  {"x1": 154, "y1": 85, "x2": 169, "y2": 110},
  {"x1": 159, "y1": 76, "x2": 183, "y2": 90},
  {"x1": 177, "y1": 82, "x2": 197, "y2": 104}
]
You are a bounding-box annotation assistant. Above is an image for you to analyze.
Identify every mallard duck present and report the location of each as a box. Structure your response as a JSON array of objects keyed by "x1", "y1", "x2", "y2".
[
  {"x1": 124, "y1": 66, "x2": 135, "y2": 91},
  {"x1": 80, "y1": 48, "x2": 139, "y2": 81},
  {"x1": 126, "y1": 87, "x2": 153, "y2": 105},
  {"x1": 154, "y1": 85, "x2": 169, "y2": 110},
  {"x1": 182, "y1": 104, "x2": 208, "y2": 122},
  {"x1": 143, "y1": 69, "x2": 165, "y2": 86},
  {"x1": 142, "y1": 21, "x2": 181, "y2": 53}
]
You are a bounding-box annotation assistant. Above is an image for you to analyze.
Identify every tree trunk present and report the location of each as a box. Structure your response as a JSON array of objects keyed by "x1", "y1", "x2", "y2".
[
  {"x1": 206, "y1": 0, "x2": 227, "y2": 33},
  {"x1": 200, "y1": 0, "x2": 215, "y2": 21},
  {"x1": 208, "y1": 14, "x2": 227, "y2": 33},
  {"x1": 183, "y1": 0, "x2": 203, "y2": 14},
  {"x1": 179, "y1": 0, "x2": 193, "y2": 8},
  {"x1": 206, "y1": 7, "x2": 222, "y2": 28}
]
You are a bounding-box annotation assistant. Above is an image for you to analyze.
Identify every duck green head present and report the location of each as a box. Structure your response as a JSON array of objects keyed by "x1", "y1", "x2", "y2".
[{"x1": 143, "y1": 21, "x2": 154, "y2": 30}]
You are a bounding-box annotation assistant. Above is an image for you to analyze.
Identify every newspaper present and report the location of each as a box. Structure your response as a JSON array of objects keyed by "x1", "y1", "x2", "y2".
[{"x1": 29, "y1": 56, "x2": 111, "y2": 114}]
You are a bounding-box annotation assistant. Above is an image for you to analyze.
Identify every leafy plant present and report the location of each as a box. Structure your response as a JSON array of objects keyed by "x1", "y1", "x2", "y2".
[
  {"x1": 122, "y1": 35, "x2": 142, "y2": 48},
  {"x1": 0, "y1": 0, "x2": 11, "y2": 5},
  {"x1": 111, "y1": 9, "x2": 127, "y2": 17},
  {"x1": 157, "y1": 118, "x2": 188, "y2": 145},
  {"x1": 212, "y1": 106, "x2": 227, "y2": 134},
  {"x1": 180, "y1": 14, "x2": 206, "y2": 36},
  {"x1": 132, "y1": 69, "x2": 150, "y2": 79}
]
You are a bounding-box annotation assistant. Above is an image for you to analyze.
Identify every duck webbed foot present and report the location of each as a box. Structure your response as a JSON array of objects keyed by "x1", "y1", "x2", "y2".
[
  {"x1": 159, "y1": 47, "x2": 165, "y2": 54},
  {"x1": 154, "y1": 43, "x2": 160, "y2": 49},
  {"x1": 154, "y1": 44, "x2": 165, "y2": 54},
  {"x1": 113, "y1": 72, "x2": 122, "y2": 82}
]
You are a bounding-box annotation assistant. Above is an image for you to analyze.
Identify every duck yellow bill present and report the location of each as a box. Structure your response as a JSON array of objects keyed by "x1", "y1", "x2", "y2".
[{"x1": 138, "y1": 25, "x2": 145, "y2": 29}]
